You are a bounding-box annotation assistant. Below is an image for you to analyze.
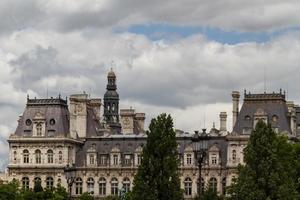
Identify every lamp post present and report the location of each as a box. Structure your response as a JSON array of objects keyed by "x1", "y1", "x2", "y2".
[
  {"x1": 64, "y1": 164, "x2": 76, "y2": 200},
  {"x1": 191, "y1": 129, "x2": 209, "y2": 199}
]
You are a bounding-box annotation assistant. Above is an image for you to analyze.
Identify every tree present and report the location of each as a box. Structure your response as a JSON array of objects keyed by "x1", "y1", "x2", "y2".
[
  {"x1": 0, "y1": 179, "x2": 21, "y2": 200},
  {"x1": 194, "y1": 186, "x2": 222, "y2": 200},
  {"x1": 76, "y1": 192, "x2": 94, "y2": 200},
  {"x1": 227, "y1": 120, "x2": 299, "y2": 200},
  {"x1": 131, "y1": 113, "x2": 183, "y2": 200}
]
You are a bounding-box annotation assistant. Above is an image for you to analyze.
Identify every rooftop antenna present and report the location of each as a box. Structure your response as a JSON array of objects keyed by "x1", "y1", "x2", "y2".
[
  {"x1": 264, "y1": 66, "x2": 266, "y2": 93},
  {"x1": 203, "y1": 109, "x2": 206, "y2": 129},
  {"x1": 46, "y1": 79, "x2": 49, "y2": 98}
]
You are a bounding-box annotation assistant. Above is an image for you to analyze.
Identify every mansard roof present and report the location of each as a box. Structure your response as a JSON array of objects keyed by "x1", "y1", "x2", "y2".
[
  {"x1": 14, "y1": 96, "x2": 70, "y2": 137},
  {"x1": 233, "y1": 91, "x2": 291, "y2": 135}
]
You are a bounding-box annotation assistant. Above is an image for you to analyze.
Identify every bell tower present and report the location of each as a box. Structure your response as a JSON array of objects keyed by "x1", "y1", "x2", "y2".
[{"x1": 103, "y1": 69, "x2": 121, "y2": 133}]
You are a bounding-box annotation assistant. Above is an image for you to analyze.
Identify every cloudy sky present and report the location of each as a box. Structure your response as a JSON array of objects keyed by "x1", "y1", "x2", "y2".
[{"x1": 1, "y1": 0, "x2": 300, "y2": 169}]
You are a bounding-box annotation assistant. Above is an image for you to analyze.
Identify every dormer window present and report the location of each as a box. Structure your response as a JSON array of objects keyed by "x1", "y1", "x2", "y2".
[
  {"x1": 25, "y1": 119, "x2": 32, "y2": 126},
  {"x1": 49, "y1": 119, "x2": 55, "y2": 126},
  {"x1": 272, "y1": 115, "x2": 278, "y2": 122},
  {"x1": 36, "y1": 123, "x2": 42, "y2": 136},
  {"x1": 245, "y1": 115, "x2": 251, "y2": 120}
]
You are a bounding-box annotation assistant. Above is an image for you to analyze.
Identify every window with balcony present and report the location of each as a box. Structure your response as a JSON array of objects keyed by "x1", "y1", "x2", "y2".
[
  {"x1": 111, "y1": 178, "x2": 118, "y2": 195},
  {"x1": 47, "y1": 149, "x2": 53, "y2": 163},
  {"x1": 35, "y1": 149, "x2": 41, "y2": 164}
]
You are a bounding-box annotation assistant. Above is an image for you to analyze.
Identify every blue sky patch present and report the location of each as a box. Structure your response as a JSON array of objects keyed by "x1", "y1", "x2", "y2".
[{"x1": 121, "y1": 23, "x2": 300, "y2": 44}]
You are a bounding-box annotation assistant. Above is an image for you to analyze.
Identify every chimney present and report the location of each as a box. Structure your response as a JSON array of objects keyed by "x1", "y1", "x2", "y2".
[
  {"x1": 90, "y1": 98, "x2": 101, "y2": 121},
  {"x1": 232, "y1": 91, "x2": 240, "y2": 129},
  {"x1": 219, "y1": 112, "x2": 227, "y2": 132},
  {"x1": 135, "y1": 113, "x2": 146, "y2": 133},
  {"x1": 120, "y1": 109, "x2": 135, "y2": 135}
]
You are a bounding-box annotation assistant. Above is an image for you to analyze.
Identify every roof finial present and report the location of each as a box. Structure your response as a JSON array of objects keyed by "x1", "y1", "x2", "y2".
[{"x1": 213, "y1": 122, "x2": 215, "y2": 129}]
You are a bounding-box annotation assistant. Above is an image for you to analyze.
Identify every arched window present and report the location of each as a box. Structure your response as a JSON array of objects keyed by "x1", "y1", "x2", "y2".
[
  {"x1": 23, "y1": 149, "x2": 29, "y2": 163},
  {"x1": 99, "y1": 177, "x2": 106, "y2": 196},
  {"x1": 209, "y1": 177, "x2": 217, "y2": 192},
  {"x1": 22, "y1": 177, "x2": 29, "y2": 189},
  {"x1": 35, "y1": 149, "x2": 41, "y2": 164},
  {"x1": 222, "y1": 177, "x2": 226, "y2": 195},
  {"x1": 34, "y1": 177, "x2": 41, "y2": 189},
  {"x1": 75, "y1": 178, "x2": 83, "y2": 195},
  {"x1": 46, "y1": 177, "x2": 54, "y2": 189},
  {"x1": 13, "y1": 151, "x2": 17, "y2": 163},
  {"x1": 87, "y1": 177, "x2": 94, "y2": 194},
  {"x1": 197, "y1": 178, "x2": 205, "y2": 194},
  {"x1": 36, "y1": 123, "x2": 42, "y2": 136},
  {"x1": 47, "y1": 149, "x2": 53, "y2": 163},
  {"x1": 184, "y1": 177, "x2": 192, "y2": 196},
  {"x1": 232, "y1": 150, "x2": 237, "y2": 162},
  {"x1": 111, "y1": 178, "x2": 118, "y2": 195},
  {"x1": 123, "y1": 177, "x2": 130, "y2": 193},
  {"x1": 58, "y1": 151, "x2": 63, "y2": 164}
]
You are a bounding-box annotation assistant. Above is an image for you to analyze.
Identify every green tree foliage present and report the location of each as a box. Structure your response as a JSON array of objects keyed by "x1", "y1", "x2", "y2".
[
  {"x1": 0, "y1": 179, "x2": 21, "y2": 200},
  {"x1": 227, "y1": 120, "x2": 299, "y2": 200},
  {"x1": 76, "y1": 192, "x2": 94, "y2": 200},
  {"x1": 131, "y1": 113, "x2": 183, "y2": 200}
]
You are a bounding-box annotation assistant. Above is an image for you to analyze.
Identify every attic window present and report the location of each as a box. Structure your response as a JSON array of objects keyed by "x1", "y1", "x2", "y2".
[
  {"x1": 49, "y1": 119, "x2": 56, "y2": 126},
  {"x1": 272, "y1": 115, "x2": 278, "y2": 122},
  {"x1": 25, "y1": 119, "x2": 32, "y2": 126},
  {"x1": 244, "y1": 115, "x2": 251, "y2": 120}
]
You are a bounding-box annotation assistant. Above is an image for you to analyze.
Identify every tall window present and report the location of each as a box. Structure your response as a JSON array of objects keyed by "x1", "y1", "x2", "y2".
[
  {"x1": 232, "y1": 150, "x2": 237, "y2": 162},
  {"x1": 111, "y1": 178, "x2": 118, "y2": 195},
  {"x1": 75, "y1": 178, "x2": 83, "y2": 195},
  {"x1": 46, "y1": 177, "x2": 54, "y2": 189},
  {"x1": 89, "y1": 154, "x2": 95, "y2": 165},
  {"x1": 184, "y1": 177, "x2": 192, "y2": 196},
  {"x1": 186, "y1": 154, "x2": 192, "y2": 165},
  {"x1": 47, "y1": 149, "x2": 53, "y2": 163},
  {"x1": 209, "y1": 177, "x2": 218, "y2": 192},
  {"x1": 13, "y1": 151, "x2": 17, "y2": 163},
  {"x1": 34, "y1": 177, "x2": 41, "y2": 189},
  {"x1": 99, "y1": 177, "x2": 106, "y2": 196},
  {"x1": 124, "y1": 155, "x2": 131, "y2": 166},
  {"x1": 100, "y1": 155, "x2": 107, "y2": 166},
  {"x1": 23, "y1": 149, "x2": 29, "y2": 163},
  {"x1": 113, "y1": 155, "x2": 118, "y2": 166},
  {"x1": 58, "y1": 151, "x2": 63, "y2": 164},
  {"x1": 211, "y1": 155, "x2": 217, "y2": 165},
  {"x1": 123, "y1": 178, "x2": 130, "y2": 193},
  {"x1": 87, "y1": 177, "x2": 94, "y2": 194},
  {"x1": 222, "y1": 177, "x2": 226, "y2": 195},
  {"x1": 22, "y1": 177, "x2": 29, "y2": 189},
  {"x1": 35, "y1": 149, "x2": 41, "y2": 164},
  {"x1": 36, "y1": 123, "x2": 42, "y2": 136},
  {"x1": 137, "y1": 154, "x2": 141, "y2": 165}
]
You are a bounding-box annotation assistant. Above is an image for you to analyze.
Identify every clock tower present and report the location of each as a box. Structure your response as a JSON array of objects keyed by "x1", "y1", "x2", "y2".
[{"x1": 103, "y1": 69, "x2": 121, "y2": 133}]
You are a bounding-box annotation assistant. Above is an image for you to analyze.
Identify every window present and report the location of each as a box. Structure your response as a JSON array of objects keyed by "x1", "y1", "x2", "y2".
[
  {"x1": 46, "y1": 177, "x2": 54, "y2": 189},
  {"x1": 36, "y1": 123, "x2": 42, "y2": 136},
  {"x1": 35, "y1": 149, "x2": 41, "y2": 164},
  {"x1": 209, "y1": 177, "x2": 217, "y2": 192},
  {"x1": 211, "y1": 155, "x2": 217, "y2": 165},
  {"x1": 113, "y1": 155, "x2": 118, "y2": 166},
  {"x1": 124, "y1": 155, "x2": 131, "y2": 166},
  {"x1": 87, "y1": 177, "x2": 94, "y2": 194},
  {"x1": 75, "y1": 178, "x2": 83, "y2": 195},
  {"x1": 26, "y1": 119, "x2": 32, "y2": 126},
  {"x1": 232, "y1": 150, "x2": 237, "y2": 163},
  {"x1": 58, "y1": 151, "x2": 63, "y2": 164},
  {"x1": 272, "y1": 115, "x2": 278, "y2": 122},
  {"x1": 111, "y1": 178, "x2": 118, "y2": 195},
  {"x1": 137, "y1": 154, "x2": 141, "y2": 165},
  {"x1": 99, "y1": 177, "x2": 106, "y2": 196},
  {"x1": 89, "y1": 154, "x2": 95, "y2": 165},
  {"x1": 245, "y1": 115, "x2": 251, "y2": 120},
  {"x1": 184, "y1": 177, "x2": 192, "y2": 196},
  {"x1": 222, "y1": 177, "x2": 226, "y2": 195},
  {"x1": 47, "y1": 149, "x2": 53, "y2": 163},
  {"x1": 22, "y1": 177, "x2": 29, "y2": 189},
  {"x1": 49, "y1": 119, "x2": 56, "y2": 125},
  {"x1": 13, "y1": 151, "x2": 17, "y2": 163},
  {"x1": 34, "y1": 177, "x2": 41, "y2": 189},
  {"x1": 123, "y1": 177, "x2": 130, "y2": 193},
  {"x1": 23, "y1": 149, "x2": 29, "y2": 163},
  {"x1": 100, "y1": 155, "x2": 107, "y2": 166},
  {"x1": 186, "y1": 154, "x2": 192, "y2": 165}
]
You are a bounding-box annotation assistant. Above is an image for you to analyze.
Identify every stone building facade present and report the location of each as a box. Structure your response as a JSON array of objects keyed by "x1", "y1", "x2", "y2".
[{"x1": 5, "y1": 70, "x2": 300, "y2": 199}]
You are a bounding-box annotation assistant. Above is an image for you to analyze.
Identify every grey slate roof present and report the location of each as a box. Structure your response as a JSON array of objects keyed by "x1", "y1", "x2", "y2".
[
  {"x1": 233, "y1": 92, "x2": 291, "y2": 134},
  {"x1": 14, "y1": 97, "x2": 69, "y2": 137}
]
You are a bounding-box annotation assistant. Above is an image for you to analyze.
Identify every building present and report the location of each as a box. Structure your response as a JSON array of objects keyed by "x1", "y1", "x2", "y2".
[{"x1": 5, "y1": 70, "x2": 300, "y2": 199}]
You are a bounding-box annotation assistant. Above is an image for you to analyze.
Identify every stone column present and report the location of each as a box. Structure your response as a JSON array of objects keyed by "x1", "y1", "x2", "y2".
[{"x1": 232, "y1": 91, "x2": 240, "y2": 129}]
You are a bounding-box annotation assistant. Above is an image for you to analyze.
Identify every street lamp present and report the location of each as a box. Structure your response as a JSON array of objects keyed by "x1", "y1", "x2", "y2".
[
  {"x1": 191, "y1": 129, "x2": 209, "y2": 199},
  {"x1": 64, "y1": 164, "x2": 76, "y2": 200}
]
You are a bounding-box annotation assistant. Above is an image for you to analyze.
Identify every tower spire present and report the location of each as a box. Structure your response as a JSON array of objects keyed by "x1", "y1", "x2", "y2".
[{"x1": 103, "y1": 68, "x2": 121, "y2": 133}]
